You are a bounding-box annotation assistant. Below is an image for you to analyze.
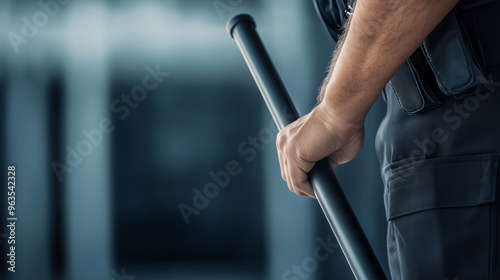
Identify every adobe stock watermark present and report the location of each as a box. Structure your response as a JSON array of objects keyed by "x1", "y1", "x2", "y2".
[
  {"x1": 178, "y1": 106, "x2": 297, "y2": 225},
  {"x1": 213, "y1": 0, "x2": 244, "y2": 21},
  {"x1": 51, "y1": 65, "x2": 170, "y2": 183},
  {"x1": 281, "y1": 234, "x2": 339, "y2": 280},
  {"x1": 111, "y1": 267, "x2": 136, "y2": 280},
  {"x1": 390, "y1": 76, "x2": 500, "y2": 183},
  {"x1": 7, "y1": 0, "x2": 72, "y2": 53}
]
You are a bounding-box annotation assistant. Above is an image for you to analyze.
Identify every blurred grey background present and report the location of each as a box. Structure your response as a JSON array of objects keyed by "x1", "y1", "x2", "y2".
[{"x1": 0, "y1": 0, "x2": 389, "y2": 279}]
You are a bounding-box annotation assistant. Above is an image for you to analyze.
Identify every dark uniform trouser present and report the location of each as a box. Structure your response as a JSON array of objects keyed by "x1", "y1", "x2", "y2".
[
  {"x1": 375, "y1": 29, "x2": 500, "y2": 280},
  {"x1": 376, "y1": 74, "x2": 500, "y2": 280},
  {"x1": 314, "y1": 0, "x2": 500, "y2": 278}
]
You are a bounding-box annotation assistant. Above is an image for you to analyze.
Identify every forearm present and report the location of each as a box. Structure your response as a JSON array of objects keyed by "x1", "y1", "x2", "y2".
[
  {"x1": 317, "y1": 15, "x2": 352, "y2": 104},
  {"x1": 321, "y1": 0, "x2": 458, "y2": 123}
]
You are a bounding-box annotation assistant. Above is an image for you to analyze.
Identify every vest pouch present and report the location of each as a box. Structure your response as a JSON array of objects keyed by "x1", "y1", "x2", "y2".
[
  {"x1": 390, "y1": 48, "x2": 444, "y2": 115},
  {"x1": 421, "y1": 9, "x2": 491, "y2": 98}
]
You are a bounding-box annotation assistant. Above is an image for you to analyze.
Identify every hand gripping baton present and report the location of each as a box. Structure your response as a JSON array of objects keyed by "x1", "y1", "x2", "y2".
[{"x1": 227, "y1": 14, "x2": 387, "y2": 280}]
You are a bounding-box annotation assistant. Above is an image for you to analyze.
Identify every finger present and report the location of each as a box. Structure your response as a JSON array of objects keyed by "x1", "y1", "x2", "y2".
[
  {"x1": 301, "y1": 181, "x2": 316, "y2": 199},
  {"x1": 294, "y1": 188, "x2": 309, "y2": 197},
  {"x1": 283, "y1": 157, "x2": 289, "y2": 183},
  {"x1": 284, "y1": 158, "x2": 296, "y2": 194},
  {"x1": 328, "y1": 158, "x2": 339, "y2": 170},
  {"x1": 288, "y1": 161, "x2": 316, "y2": 198},
  {"x1": 276, "y1": 133, "x2": 287, "y2": 182},
  {"x1": 289, "y1": 181, "x2": 308, "y2": 197},
  {"x1": 278, "y1": 149, "x2": 286, "y2": 181}
]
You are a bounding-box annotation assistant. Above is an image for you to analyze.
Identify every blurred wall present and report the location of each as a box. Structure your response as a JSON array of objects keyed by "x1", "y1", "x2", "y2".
[{"x1": 0, "y1": 0, "x2": 389, "y2": 279}]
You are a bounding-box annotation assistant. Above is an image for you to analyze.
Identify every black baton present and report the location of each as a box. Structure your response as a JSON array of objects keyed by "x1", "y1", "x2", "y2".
[{"x1": 227, "y1": 14, "x2": 387, "y2": 280}]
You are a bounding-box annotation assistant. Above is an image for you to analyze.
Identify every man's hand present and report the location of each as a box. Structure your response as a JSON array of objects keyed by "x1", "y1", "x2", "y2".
[
  {"x1": 277, "y1": 0, "x2": 458, "y2": 198},
  {"x1": 276, "y1": 102, "x2": 364, "y2": 198}
]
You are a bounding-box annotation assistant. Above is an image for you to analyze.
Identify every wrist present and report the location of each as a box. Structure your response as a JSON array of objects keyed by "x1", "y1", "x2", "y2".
[
  {"x1": 319, "y1": 84, "x2": 369, "y2": 127},
  {"x1": 315, "y1": 100, "x2": 365, "y2": 136}
]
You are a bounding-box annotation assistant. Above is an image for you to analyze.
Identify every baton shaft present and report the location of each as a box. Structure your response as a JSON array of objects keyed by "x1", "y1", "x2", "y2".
[{"x1": 228, "y1": 14, "x2": 387, "y2": 280}]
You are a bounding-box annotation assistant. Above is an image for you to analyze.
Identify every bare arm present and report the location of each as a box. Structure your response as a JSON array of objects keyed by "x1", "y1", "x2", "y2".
[
  {"x1": 322, "y1": 0, "x2": 458, "y2": 123},
  {"x1": 317, "y1": 7, "x2": 352, "y2": 104},
  {"x1": 277, "y1": 0, "x2": 458, "y2": 198}
]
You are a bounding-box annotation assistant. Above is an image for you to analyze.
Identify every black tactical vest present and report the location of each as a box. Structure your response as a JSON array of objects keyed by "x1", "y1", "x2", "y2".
[{"x1": 313, "y1": 0, "x2": 500, "y2": 114}]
